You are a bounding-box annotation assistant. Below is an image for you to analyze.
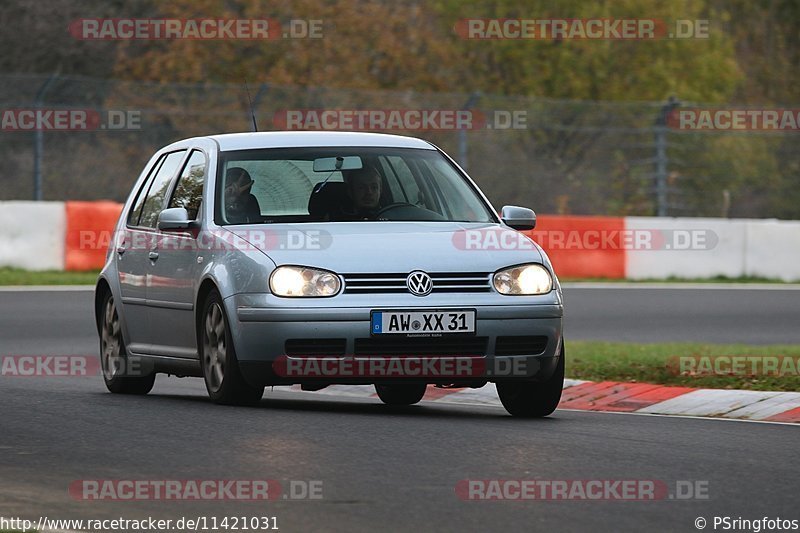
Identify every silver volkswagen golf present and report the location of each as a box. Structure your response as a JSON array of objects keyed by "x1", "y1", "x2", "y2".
[{"x1": 95, "y1": 131, "x2": 564, "y2": 417}]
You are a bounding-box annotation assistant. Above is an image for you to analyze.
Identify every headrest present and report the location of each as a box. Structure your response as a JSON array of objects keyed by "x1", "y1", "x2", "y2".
[{"x1": 308, "y1": 181, "x2": 350, "y2": 217}]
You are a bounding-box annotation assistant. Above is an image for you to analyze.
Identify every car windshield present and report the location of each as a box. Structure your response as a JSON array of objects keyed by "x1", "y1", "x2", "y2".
[{"x1": 215, "y1": 147, "x2": 497, "y2": 225}]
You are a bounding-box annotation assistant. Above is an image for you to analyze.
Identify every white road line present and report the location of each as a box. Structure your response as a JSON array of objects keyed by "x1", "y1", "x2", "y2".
[
  {"x1": 555, "y1": 408, "x2": 800, "y2": 427},
  {"x1": 637, "y1": 389, "x2": 784, "y2": 417}
]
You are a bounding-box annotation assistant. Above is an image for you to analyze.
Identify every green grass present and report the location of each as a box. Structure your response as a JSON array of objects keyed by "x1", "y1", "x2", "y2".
[
  {"x1": 567, "y1": 341, "x2": 800, "y2": 391},
  {"x1": 0, "y1": 267, "x2": 99, "y2": 286}
]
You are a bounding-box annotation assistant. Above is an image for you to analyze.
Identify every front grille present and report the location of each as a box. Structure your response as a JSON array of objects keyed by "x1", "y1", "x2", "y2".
[
  {"x1": 285, "y1": 338, "x2": 347, "y2": 356},
  {"x1": 354, "y1": 336, "x2": 489, "y2": 356},
  {"x1": 343, "y1": 272, "x2": 492, "y2": 294},
  {"x1": 495, "y1": 336, "x2": 548, "y2": 356}
]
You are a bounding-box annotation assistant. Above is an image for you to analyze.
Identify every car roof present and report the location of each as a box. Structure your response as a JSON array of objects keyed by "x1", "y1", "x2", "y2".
[{"x1": 181, "y1": 131, "x2": 437, "y2": 151}]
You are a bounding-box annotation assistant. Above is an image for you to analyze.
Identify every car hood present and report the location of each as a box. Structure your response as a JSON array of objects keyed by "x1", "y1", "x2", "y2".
[{"x1": 226, "y1": 222, "x2": 544, "y2": 273}]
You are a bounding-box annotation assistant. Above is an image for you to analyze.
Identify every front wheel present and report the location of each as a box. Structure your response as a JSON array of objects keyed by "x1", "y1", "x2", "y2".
[
  {"x1": 375, "y1": 383, "x2": 427, "y2": 406},
  {"x1": 200, "y1": 290, "x2": 264, "y2": 406},
  {"x1": 99, "y1": 291, "x2": 155, "y2": 395},
  {"x1": 496, "y1": 343, "x2": 565, "y2": 418}
]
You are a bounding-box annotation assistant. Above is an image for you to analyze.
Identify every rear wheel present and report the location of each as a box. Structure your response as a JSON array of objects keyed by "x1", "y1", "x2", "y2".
[
  {"x1": 200, "y1": 290, "x2": 264, "y2": 406},
  {"x1": 99, "y1": 291, "x2": 155, "y2": 395},
  {"x1": 496, "y1": 343, "x2": 565, "y2": 418},
  {"x1": 375, "y1": 383, "x2": 427, "y2": 406}
]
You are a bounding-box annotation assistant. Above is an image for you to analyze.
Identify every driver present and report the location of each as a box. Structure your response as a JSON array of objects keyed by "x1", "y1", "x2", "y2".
[{"x1": 342, "y1": 165, "x2": 383, "y2": 220}]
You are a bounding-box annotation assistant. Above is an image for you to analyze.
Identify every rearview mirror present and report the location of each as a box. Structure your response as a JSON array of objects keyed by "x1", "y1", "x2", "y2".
[
  {"x1": 157, "y1": 207, "x2": 194, "y2": 231},
  {"x1": 313, "y1": 156, "x2": 363, "y2": 172},
  {"x1": 501, "y1": 205, "x2": 536, "y2": 230}
]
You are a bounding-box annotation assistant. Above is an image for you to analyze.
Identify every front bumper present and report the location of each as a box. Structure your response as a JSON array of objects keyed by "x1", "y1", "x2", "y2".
[{"x1": 225, "y1": 292, "x2": 564, "y2": 386}]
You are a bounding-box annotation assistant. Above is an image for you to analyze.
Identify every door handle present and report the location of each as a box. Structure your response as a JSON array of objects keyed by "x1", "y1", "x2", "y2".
[
  {"x1": 148, "y1": 251, "x2": 159, "y2": 261},
  {"x1": 116, "y1": 246, "x2": 126, "y2": 256}
]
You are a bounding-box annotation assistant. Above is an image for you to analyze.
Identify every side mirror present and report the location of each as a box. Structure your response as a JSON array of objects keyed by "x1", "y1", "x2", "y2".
[
  {"x1": 500, "y1": 205, "x2": 536, "y2": 230},
  {"x1": 157, "y1": 207, "x2": 194, "y2": 231}
]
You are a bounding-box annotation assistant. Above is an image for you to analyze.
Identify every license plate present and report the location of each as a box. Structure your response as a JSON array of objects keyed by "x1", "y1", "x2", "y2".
[{"x1": 371, "y1": 309, "x2": 476, "y2": 336}]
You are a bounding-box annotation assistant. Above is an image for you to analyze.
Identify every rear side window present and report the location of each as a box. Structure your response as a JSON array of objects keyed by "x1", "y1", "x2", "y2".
[
  {"x1": 127, "y1": 154, "x2": 166, "y2": 226},
  {"x1": 136, "y1": 150, "x2": 187, "y2": 228},
  {"x1": 168, "y1": 150, "x2": 206, "y2": 220}
]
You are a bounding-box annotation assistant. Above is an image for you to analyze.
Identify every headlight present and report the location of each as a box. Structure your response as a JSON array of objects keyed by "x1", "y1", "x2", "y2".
[
  {"x1": 493, "y1": 264, "x2": 552, "y2": 295},
  {"x1": 269, "y1": 266, "x2": 341, "y2": 297}
]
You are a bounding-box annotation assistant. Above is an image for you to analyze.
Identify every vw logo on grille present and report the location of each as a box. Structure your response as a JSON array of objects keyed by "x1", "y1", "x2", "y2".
[{"x1": 406, "y1": 271, "x2": 433, "y2": 296}]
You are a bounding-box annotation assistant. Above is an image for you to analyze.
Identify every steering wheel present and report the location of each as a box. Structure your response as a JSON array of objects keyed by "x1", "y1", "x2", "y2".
[{"x1": 376, "y1": 202, "x2": 417, "y2": 217}]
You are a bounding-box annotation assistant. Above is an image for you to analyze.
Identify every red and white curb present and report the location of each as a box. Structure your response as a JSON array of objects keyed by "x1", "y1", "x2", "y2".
[{"x1": 283, "y1": 380, "x2": 800, "y2": 423}]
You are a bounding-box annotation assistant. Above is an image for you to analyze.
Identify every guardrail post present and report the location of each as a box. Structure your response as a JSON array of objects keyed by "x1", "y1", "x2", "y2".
[
  {"x1": 654, "y1": 96, "x2": 679, "y2": 216},
  {"x1": 33, "y1": 73, "x2": 59, "y2": 201}
]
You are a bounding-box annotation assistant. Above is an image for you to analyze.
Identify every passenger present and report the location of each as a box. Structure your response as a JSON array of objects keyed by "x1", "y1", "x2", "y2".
[{"x1": 224, "y1": 167, "x2": 261, "y2": 224}]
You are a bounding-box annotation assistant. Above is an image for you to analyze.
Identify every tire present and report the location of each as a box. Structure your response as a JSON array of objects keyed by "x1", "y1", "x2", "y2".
[
  {"x1": 375, "y1": 383, "x2": 427, "y2": 406},
  {"x1": 99, "y1": 291, "x2": 155, "y2": 395},
  {"x1": 200, "y1": 290, "x2": 264, "y2": 406},
  {"x1": 496, "y1": 342, "x2": 565, "y2": 418}
]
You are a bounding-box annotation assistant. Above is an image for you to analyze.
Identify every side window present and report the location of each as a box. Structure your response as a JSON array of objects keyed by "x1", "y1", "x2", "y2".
[
  {"x1": 137, "y1": 150, "x2": 187, "y2": 228},
  {"x1": 127, "y1": 154, "x2": 166, "y2": 226},
  {"x1": 169, "y1": 150, "x2": 206, "y2": 220}
]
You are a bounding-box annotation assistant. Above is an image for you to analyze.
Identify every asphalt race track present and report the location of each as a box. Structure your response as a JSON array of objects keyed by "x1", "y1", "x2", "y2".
[
  {"x1": 2, "y1": 285, "x2": 800, "y2": 356},
  {"x1": 562, "y1": 284, "x2": 800, "y2": 344},
  {"x1": 1, "y1": 286, "x2": 799, "y2": 532}
]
